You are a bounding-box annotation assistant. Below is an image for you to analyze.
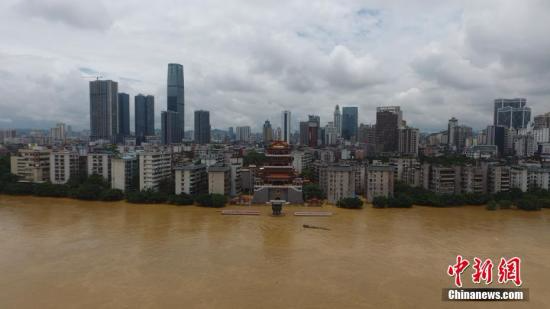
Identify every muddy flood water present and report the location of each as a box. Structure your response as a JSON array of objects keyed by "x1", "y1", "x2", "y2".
[{"x1": 0, "y1": 195, "x2": 549, "y2": 308}]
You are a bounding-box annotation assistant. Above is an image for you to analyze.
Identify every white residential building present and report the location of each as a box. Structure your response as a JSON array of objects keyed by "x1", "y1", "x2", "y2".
[
  {"x1": 50, "y1": 150, "x2": 80, "y2": 184},
  {"x1": 87, "y1": 153, "x2": 111, "y2": 181},
  {"x1": 139, "y1": 151, "x2": 172, "y2": 191},
  {"x1": 366, "y1": 165, "x2": 394, "y2": 202},
  {"x1": 111, "y1": 154, "x2": 138, "y2": 192},
  {"x1": 208, "y1": 163, "x2": 231, "y2": 195},
  {"x1": 174, "y1": 164, "x2": 208, "y2": 195},
  {"x1": 292, "y1": 149, "x2": 313, "y2": 174},
  {"x1": 10, "y1": 146, "x2": 51, "y2": 183},
  {"x1": 325, "y1": 164, "x2": 356, "y2": 203}
]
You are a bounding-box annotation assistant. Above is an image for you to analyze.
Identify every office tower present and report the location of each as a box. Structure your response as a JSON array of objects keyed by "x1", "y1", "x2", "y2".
[
  {"x1": 334, "y1": 105, "x2": 342, "y2": 137},
  {"x1": 494, "y1": 98, "x2": 530, "y2": 129},
  {"x1": 447, "y1": 117, "x2": 458, "y2": 148},
  {"x1": 0, "y1": 129, "x2": 16, "y2": 144},
  {"x1": 325, "y1": 122, "x2": 337, "y2": 146},
  {"x1": 299, "y1": 121, "x2": 309, "y2": 145},
  {"x1": 135, "y1": 94, "x2": 155, "y2": 144},
  {"x1": 263, "y1": 120, "x2": 273, "y2": 143},
  {"x1": 342, "y1": 107, "x2": 358, "y2": 141},
  {"x1": 398, "y1": 127, "x2": 419, "y2": 156},
  {"x1": 486, "y1": 125, "x2": 506, "y2": 155},
  {"x1": 455, "y1": 125, "x2": 473, "y2": 152},
  {"x1": 375, "y1": 106, "x2": 401, "y2": 153},
  {"x1": 167, "y1": 63, "x2": 185, "y2": 140},
  {"x1": 534, "y1": 112, "x2": 550, "y2": 129},
  {"x1": 50, "y1": 123, "x2": 66, "y2": 141},
  {"x1": 275, "y1": 127, "x2": 282, "y2": 141},
  {"x1": 194, "y1": 110, "x2": 211, "y2": 144},
  {"x1": 161, "y1": 110, "x2": 179, "y2": 144},
  {"x1": 308, "y1": 115, "x2": 320, "y2": 147},
  {"x1": 89, "y1": 80, "x2": 118, "y2": 141},
  {"x1": 228, "y1": 127, "x2": 235, "y2": 141},
  {"x1": 281, "y1": 110, "x2": 291, "y2": 143},
  {"x1": 236, "y1": 126, "x2": 251, "y2": 142},
  {"x1": 117, "y1": 93, "x2": 130, "y2": 138},
  {"x1": 358, "y1": 124, "x2": 376, "y2": 144}
]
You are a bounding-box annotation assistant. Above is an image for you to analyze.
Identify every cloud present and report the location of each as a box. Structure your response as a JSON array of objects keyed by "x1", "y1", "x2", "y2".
[
  {"x1": 411, "y1": 43, "x2": 492, "y2": 90},
  {"x1": 1, "y1": 0, "x2": 550, "y2": 132},
  {"x1": 15, "y1": 0, "x2": 113, "y2": 31}
]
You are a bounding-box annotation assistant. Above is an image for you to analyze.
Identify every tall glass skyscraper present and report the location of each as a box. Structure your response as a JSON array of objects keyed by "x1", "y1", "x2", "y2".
[
  {"x1": 135, "y1": 94, "x2": 155, "y2": 144},
  {"x1": 118, "y1": 93, "x2": 130, "y2": 139},
  {"x1": 194, "y1": 110, "x2": 211, "y2": 144},
  {"x1": 342, "y1": 106, "x2": 358, "y2": 141},
  {"x1": 494, "y1": 98, "x2": 530, "y2": 129},
  {"x1": 282, "y1": 110, "x2": 291, "y2": 143},
  {"x1": 90, "y1": 80, "x2": 118, "y2": 142},
  {"x1": 375, "y1": 106, "x2": 401, "y2": 152},
  {"x1": 167, "y1": 63, "x2": 185, "y2": 142},
  {"x1": 161, "y1": 110, "x2": 179, "y2": 145}
]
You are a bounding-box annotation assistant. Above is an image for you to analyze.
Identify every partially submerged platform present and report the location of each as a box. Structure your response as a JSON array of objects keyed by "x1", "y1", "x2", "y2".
[
  {"x1": 294, "y1": 211, "x2": 333, "y2": 217},
  {"x1": 221, "y1": 210, "x2": 261, "y2": 216}
]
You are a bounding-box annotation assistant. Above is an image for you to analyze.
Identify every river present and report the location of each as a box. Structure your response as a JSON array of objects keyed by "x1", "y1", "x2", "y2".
[{"x1": 0, "y1": 195, "x2": 548, "y2": 308}]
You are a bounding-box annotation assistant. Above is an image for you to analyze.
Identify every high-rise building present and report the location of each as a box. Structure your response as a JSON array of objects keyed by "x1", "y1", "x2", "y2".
[
  {"x1": 486, "y1": 125, "x2": 506, "y2": 156},
  {"x1": 50, "y1": 123, "x2": 66, "y2": 142},
  {"x1": 324, "y1": 122, "x2": 337, "y2": 145},
  {"x1": 534, "y1": 112, "x2": 550, "y2": 129},
  {"x1": 282, "y1": 110, "x2": 291, "y2": 143},
  {"x1": 342, "y1": 107, "x2": 358, "y2": 141},
  {"x1": 494, "y1": 98, "x2": 531, "y2": 129},
  {"x1": 375, "y1": 106, "x2": 401, "y2": 153},
  {"x1": 358, "y1": 124, "x2": 376, "y2": 144},
  {"x1": 161, "y1": 110, "x2": 180, "y2": 144},
  {"x1": 334, "y1": 105, "x2": 342, "y2": 137},
  {"x1": 134, "y1": 94, "x2": 155, "y2": 144},
  {"x1": 236, "y1": 126, "x2": 251, "y2": 142},
  {"x1": 447, "y1": 117, "x2": 458, "y2": 148},
  {"x1": 167, "y1": 63, "x2": 185, "y2": 140},
  {"x1": 89, "y1": 80, "x2": 118, "y2": 142},
  {"x1": 398, "y1": 127, "x2": 419, "y2": 156},
  {"x1": 227, "y1": 127, "x2": 235, "y2": 141},
  {"x1": 262, "y1": 120, "x2": 273, "y2": 143},
  {"x1": 308, "y1": 115, "x2": 320, "y2": 147},
  {"x1": 194, "y1": 110, "x2": 211, "y2": 144},
  {"x1": 117, "y1": 93, "x2": 130, "y2": 139}
]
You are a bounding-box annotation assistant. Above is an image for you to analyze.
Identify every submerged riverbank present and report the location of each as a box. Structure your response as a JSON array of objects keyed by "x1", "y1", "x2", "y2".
[{"x1": 1, "y1": 195, "x2": 549, "y2": 308}]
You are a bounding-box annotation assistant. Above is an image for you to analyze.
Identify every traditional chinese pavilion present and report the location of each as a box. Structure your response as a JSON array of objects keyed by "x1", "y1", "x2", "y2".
[{"x1": 251, "y1": 141, "x2": 304, "y2": 204}]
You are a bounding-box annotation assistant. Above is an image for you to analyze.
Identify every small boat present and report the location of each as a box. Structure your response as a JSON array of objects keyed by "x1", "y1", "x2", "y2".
[
  {"x1": 294, "y1": 211, "x2": 333, "y2": 217},
  {"x1": 221, "y1": 210, "x2": 260, "y2": 216}
]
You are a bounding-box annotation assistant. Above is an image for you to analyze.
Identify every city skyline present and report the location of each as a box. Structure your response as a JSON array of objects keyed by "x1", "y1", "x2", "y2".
[{"x1": 1, "y1": 1, "x2": 550, "y2": 132}]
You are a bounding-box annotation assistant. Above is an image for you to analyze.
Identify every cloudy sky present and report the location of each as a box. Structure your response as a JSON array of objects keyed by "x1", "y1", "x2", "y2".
[{"x1": 1, "y1": 0, "x2": 549, "y2": 132}]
